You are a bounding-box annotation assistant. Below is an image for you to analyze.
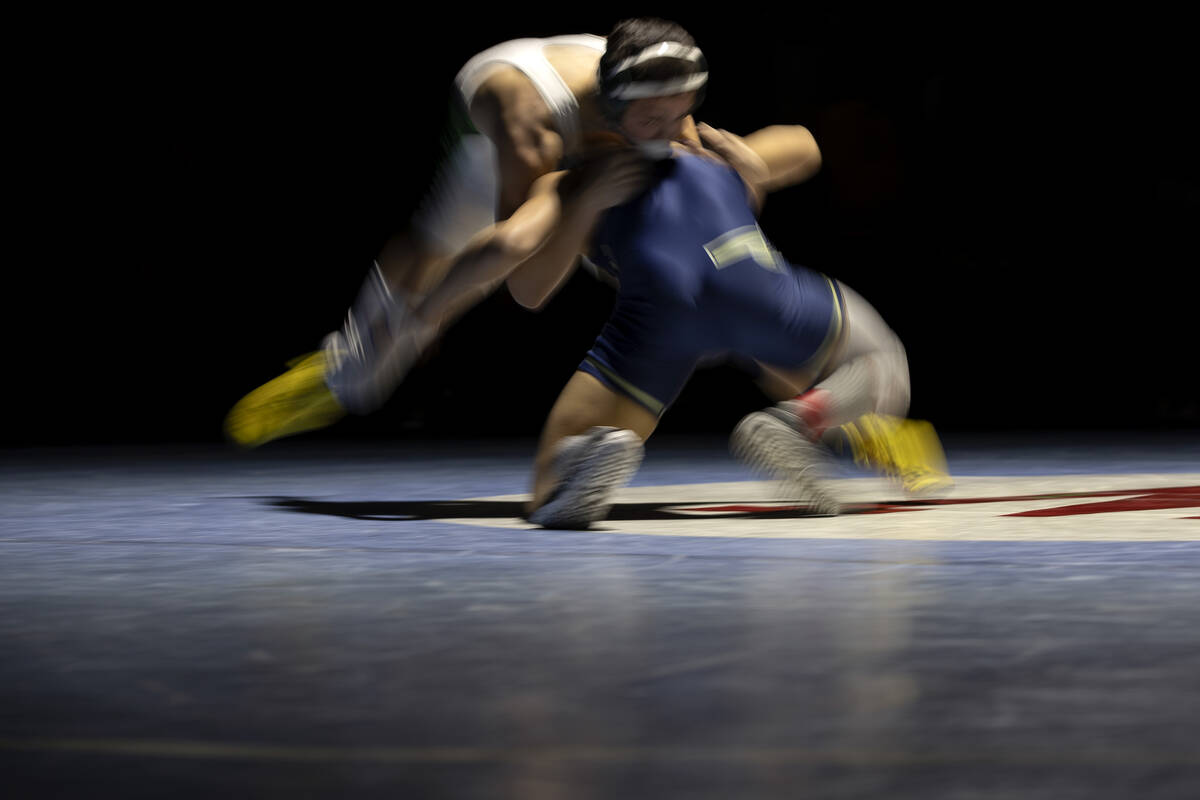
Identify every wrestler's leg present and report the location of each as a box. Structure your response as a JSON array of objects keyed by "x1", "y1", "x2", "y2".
[
  {"x1": 527, "y1": 371, "x2": 659, "y2": 527},
  {"x1": 327, "y1": 83, "x2": 565, "y2": 414},
  {"x1": 754, "y1": 282, "x2": 948, "y2": 494},
  {"x1": 759, "y1": 281, "x2": 911, "y2": 434},
  {"x1": 730, "y1": 371, "x2": 843, "y2": 516},
  {"x1": 375, "y1": 232, "x2": 450, "y2": 298},
  {"x1": 383, "y1": 114, "x2": 500, "y2": 296},
  {"x1": 223, "y1": 102, "x2": 499, "y2": 446}
]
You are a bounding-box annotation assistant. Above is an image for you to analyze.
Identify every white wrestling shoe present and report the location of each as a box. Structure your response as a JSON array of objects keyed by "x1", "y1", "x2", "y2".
[
  {"x1": 730, "y1": 407, "x2": 842, "y2": 516},
  {"x1": 528, "y1": 427, "x2": 644, "y2": 530}
]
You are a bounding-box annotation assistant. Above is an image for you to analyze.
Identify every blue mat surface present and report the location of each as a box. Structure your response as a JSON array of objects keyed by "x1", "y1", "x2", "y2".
[{"x1": 2, "y1": 432, "x2": 1199, "y2": 798}]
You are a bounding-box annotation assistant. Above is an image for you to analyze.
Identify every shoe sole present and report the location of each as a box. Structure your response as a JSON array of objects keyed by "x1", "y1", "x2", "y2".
[
  {"x1": 731, "y1": 411, "x2": 841, "y2": 516},
  {"x1": 529, "y1": 429, "x2": 644, "y2": 530},
  {"x1": 901, "y1": 471, "x2": 955, "y2": 496}
]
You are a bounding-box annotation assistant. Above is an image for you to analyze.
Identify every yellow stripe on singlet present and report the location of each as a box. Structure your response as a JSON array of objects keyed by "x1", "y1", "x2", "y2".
[{"x1": 584, "y1": 358, "x2": 665, "y2": 417}]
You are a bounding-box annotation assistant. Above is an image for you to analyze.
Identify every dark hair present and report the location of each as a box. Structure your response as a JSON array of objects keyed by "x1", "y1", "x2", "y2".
[{"x1": 600, "y1": 18, "x2": 699, "y2": 83}]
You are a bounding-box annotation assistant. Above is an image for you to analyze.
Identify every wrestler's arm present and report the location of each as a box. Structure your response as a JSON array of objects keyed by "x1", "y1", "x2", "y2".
[
  {"x1": 493, "y1": 122, "x2": 563, "y2": 220},
  {"x1": 409, "y1": 92, "x2": 572, "y2": 327},
  {"x1": 503, "y1": 185, "x2": 599, "y2": 310},
  {"x1": 415, "y1": 150, "x2": 649, "y2": 326},
  {"x1": 696, "y1": 123, "x2": 823, "y2": 208},
  {"x1": 467, "y1": 81, "x2": 564, "y2": 221},
  {"x1": 413, "y1": 181, "x2": 563, "y2": 331},
  {"x1": 508, "y1": 125, "x2": 823, "y2": 310},
  {"x1": 740, "y1": 124, "x2": 822, "y2": 191},
  {"x1": 507, "y1": 151, "x2": 652, "y2": 310}
]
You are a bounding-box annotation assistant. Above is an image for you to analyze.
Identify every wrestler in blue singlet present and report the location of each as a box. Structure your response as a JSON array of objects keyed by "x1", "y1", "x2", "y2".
[{"x1": 579, "y1": 150, "x2": 846, "y2": 417}]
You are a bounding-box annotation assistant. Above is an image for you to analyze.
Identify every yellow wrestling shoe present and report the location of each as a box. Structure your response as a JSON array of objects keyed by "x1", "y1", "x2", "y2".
[
  {"x1": 223, "y1": 352, "x2": 346, "y2": 448},
  {"x1": 834, "y1": 413, "x2": 954, "y2": 495}
]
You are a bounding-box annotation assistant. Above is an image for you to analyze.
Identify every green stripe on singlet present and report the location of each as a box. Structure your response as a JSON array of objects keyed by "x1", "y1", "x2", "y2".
[{"x1": 436, "y1": 95, "x2": 480, "y2": 157}]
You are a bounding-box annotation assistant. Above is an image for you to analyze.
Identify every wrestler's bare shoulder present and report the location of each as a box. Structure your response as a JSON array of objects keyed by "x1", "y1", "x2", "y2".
[{"x1": 543, "y1": 43, "x2": 604, "y2": 99}]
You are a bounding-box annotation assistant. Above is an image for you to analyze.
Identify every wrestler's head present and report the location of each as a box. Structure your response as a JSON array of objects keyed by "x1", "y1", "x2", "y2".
[
  {"x1": 618, "y1": 93, "x2": 697, "y2": 142},
  {"x1": 598, "y1": 18, "x2": 707, "y2": 143}
]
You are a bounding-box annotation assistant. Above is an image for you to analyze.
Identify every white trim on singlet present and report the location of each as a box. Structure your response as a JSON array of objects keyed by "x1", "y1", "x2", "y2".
[{"x1": 454, "y1": 34, "x2": 606, "y2": 154}]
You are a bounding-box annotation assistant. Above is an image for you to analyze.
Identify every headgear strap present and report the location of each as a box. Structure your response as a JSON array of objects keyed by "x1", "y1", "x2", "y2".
[{"x1": 602, "y1": 41, "x2": 708, "y2": 101}]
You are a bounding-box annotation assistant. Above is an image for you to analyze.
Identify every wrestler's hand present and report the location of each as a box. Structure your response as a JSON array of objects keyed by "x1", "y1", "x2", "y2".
[
  {"x1": 677, "y1": 115, "x2": 702, "y2": 147},
  {"x1": 572, "y1": 149, "x2": 656, "y2": 211},
  {"x1": 696, "y1": 123, "x2": 770, "y2": 191}
]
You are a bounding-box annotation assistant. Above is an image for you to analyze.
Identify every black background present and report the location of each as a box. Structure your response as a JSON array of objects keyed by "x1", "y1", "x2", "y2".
[{"x1": 13, "y1": 7, "x2": 1197, "y2": 447}]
